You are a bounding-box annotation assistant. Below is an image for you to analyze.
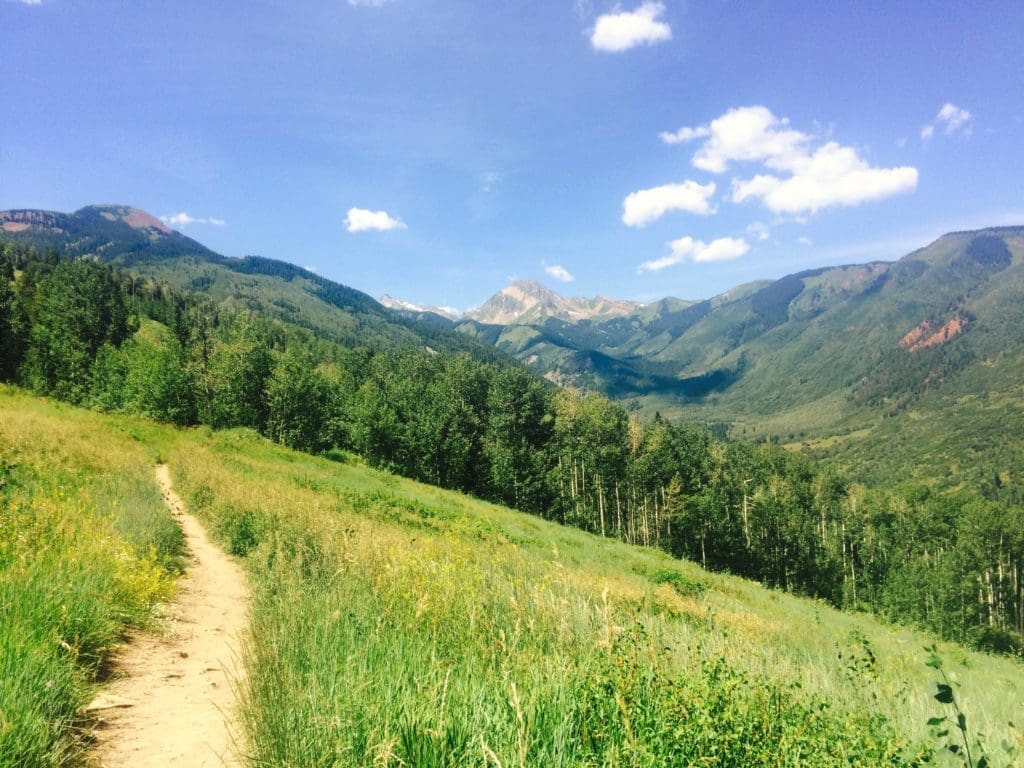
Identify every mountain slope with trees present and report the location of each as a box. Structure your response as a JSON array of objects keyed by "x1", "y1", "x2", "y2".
[
  {"x1": 446, "y1": 228, "x2": 1024, "y2": 493},
  {"x1": 0, "y1": 205, "x2": 507, "y2": 362},
  {"x1": 2, "y1": 233, "x2": 1022, "y2": 655},
  {"x1": 456, "y1": 229, "x2": 1023, "y2": 423}
]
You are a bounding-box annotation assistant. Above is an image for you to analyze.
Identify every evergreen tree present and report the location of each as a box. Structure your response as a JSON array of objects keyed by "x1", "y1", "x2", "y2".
[
  {"x1": 0, "y1": 247, "x2": 18, "y2": 380},
  {"x1": 484, "y1": 366, "x2": 554, "y2": 513},
  {"x1": 22, "y1": 259, "x2": 133, "y2": 402}
]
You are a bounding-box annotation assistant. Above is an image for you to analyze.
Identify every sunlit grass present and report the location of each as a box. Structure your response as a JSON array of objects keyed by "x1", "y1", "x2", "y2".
[
  {"x1": 0, "y1": 387, "x2": 183, "y2": 766},
  {"x1": 170, "y1": 427, "x2": 1023, "y2": 766},
  {"x1": 3, "y1": 387, "x2": 1022, "y2": 766}
]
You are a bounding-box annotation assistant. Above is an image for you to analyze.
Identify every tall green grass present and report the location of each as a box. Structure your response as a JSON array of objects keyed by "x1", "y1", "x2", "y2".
[
  {"x1": 171, "y1": 428, "x2": 1024, "y2": 767},
  {"x1": 3, "y1": 389, "x2": 1022, "y2": 766},
  {"x1": 0, "y1": 388, "x2": 183, "y2": 766}
]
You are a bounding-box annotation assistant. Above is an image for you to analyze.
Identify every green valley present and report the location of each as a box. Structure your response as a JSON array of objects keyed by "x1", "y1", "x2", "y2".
[
  {"x1": 447, "y1": 228, "x2": 1024, "y2": 493},
  {"x1": 3, "y1": 211, "x2": 1024, "y2": 767},
  {"x1": 3, "y1": 389, "x2": 1023, "y2": 766}
]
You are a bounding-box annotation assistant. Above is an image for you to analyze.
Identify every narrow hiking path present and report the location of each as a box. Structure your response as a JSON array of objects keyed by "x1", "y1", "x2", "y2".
[{"x1": 87, "y1": 464, "x2": 250, "y2": 767}]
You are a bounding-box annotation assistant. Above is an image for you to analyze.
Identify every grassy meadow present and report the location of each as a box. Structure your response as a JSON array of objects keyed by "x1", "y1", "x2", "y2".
[
  {"x1": 2, "y1": 386, "x2": 1023, "y2": 765},
  {"x1": 0, "y1": 388, "x2": 183, "y2": 766}
]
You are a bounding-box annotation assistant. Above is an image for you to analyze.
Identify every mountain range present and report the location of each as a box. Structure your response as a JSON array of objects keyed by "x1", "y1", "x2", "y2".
[
  {"x1": 0, "y1": 205, "x2": 505, "y2": 363},
  {"x1": 381, "y1": 227, "x2": 1024, "y2": 490},
  {"x1": 3, "y1": 204, "x2": 1023, "y2": 489}
]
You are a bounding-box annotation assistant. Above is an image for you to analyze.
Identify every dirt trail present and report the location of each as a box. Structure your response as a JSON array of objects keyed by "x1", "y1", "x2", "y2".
[{"x1": 87, "y1": 464, "x2": 250, "y2": 767}]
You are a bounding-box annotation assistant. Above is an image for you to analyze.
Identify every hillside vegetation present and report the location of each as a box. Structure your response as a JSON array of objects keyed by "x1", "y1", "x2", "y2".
[
  {"x1": 455, "y1": 229, "x2": 1024, "y2": 494},
  {"x1": 0, "y1": 205, "x2": 504, "y2": 361},
  {"x1": 5, "y1": 206, "x2": 1023, "y2": 494},
  {"x1": 0, "y1": 391, "x2": 182, "y2": 765},
  {"x1": 2, "y1": 240, "x2": 1022, "y2": 655},
  {"x1": 2, "y1": 389, "x2": 1024, "y2": 766}
]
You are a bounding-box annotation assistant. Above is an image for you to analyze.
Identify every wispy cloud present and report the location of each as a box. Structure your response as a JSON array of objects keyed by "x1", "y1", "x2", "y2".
[
  {"x1": 638, "y1": 236, "x2": 749, "y2": 272},
  {"x1": 347, "y1": 0, "x2": 392, "y2": 6},
  {"x1": 622, "y1": 181, "x2": 716, "y2": 227},
  {"x1": 659, "y1": 125, "x2": 711, "y2": 145},
  {"x1": 480, "y1": 171, "x2": 501, "y2": 193},
  {"x1": 345, "y1": 207, "x2": 406, "y2": 233},
  {"x1": 160, "y1": 212, "x2": 227, "y2": 228},
  {"x1": 664, "y1": 106, "x2": 917, "y2": 215},
  {"x1": 590, "y1": 2, "x2": 671, "y2": 53},
  {"x1": 921, "y1": 102, "x2": 972, "y2": 141},
  {"x1": 746, "y1": 221, "x2": 770, "y2": 241},
  {"x1": 543, "y1": 263, "x2": 575, "y2": 282}
]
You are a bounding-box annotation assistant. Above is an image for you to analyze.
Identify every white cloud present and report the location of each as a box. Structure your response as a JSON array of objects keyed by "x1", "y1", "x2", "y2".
[
  {"x1": 544, "y1": 264, "x2": 575, "y2": 282},
  {"x1": 798, "y1": 236, "x2": 812, "y2": 246},
  {"x1": 160, "y1": 212, "x2": 227, "y2": 228},
  {"x1": 638, "y1": 236, "x2": 749, "y2": 272},
  {"x1": 659, "y1": 125, "x2": 711, "y2": 145},
  {"x1": 622, "y1": 180, "x2": 716, "y2": 227},
  {"x1": 591, "y1": 2, "x2": 671, "y2": 53},
  {"x1": 731, "y1": 141, "x2": 918, "y2": 215},
  {"x1": 480, "y1": 171, "x2": 501, "y2": 193},
  {"x1": 689, "y1": 106, "x2": 809, "y2": 174},
  {"x1": 347, "y1": 0, "x2": 392, "y2": 6},
  {"x1": 746, "y1": 221, "x2": 770, "y2": 241},
  {"x1": 345, "y1": 207, "x2": 406, "y2": 233},
  {"x1": 936, "y1": 102, "x2": 972, "y2": 135},
  {"x1": 661, "y1": 106, "x2": 917, "y2": 215},
  {"x1": 921, "y1": 103, "x2": 972, "y2": 142}
]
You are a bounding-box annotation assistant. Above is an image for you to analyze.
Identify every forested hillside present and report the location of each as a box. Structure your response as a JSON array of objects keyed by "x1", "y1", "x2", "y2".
[
  {"x1": 0, "y1": 205, "x2": 506, "y2": 361},
  {"x1": 447, "y1": 228, "x2": 1024, "y2": 495},
  {"x1": 9, "y1": 388, "x2": 1024, "y2": 767},
  {"x1": 457, "y1": 230, "x2": 1024, "y2": 423},
  {"x1": 2, "y1": 238, "x2": 1022, "y2": 654}
]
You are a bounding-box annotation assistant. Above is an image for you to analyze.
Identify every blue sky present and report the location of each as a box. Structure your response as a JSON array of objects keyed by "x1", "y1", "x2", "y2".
[{"x1": 2, "y1": 1, "x2": 1023, "y2": 310}]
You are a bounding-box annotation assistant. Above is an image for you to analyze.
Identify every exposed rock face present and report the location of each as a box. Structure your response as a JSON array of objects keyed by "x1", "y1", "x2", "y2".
[
  {"x1": 467, "y1": 280, "x2": 643, "y2": 325},
  {"x1": 0, "y1": 209, "x2": 65, "y2": 232},
  {"x1": 900, "y1": 314, "x2": 968, "y2": 352},
  {"x1": 115, "y1": 207, "x2": 173, "y2": 235},
  {"x1": 1, "y1": 205, "x2": 172, "y2": 237},
  {"x1": 0, "y1": 204, "x2": 215, "y2": 262}
]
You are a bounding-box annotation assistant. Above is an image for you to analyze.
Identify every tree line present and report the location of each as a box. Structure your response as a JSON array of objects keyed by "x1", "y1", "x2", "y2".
[{"x1": 1, "y1": 241, "x2": 1021, "y2": 653}]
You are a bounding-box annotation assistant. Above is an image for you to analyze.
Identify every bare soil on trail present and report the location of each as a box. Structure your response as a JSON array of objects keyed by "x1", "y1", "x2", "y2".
[{"x1": 86, "y1": 464, "x2": 250, "y2": 767}]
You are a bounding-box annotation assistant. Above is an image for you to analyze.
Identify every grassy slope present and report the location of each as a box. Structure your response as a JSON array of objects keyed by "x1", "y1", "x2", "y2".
[
  {"x1": 799, "y1": 350, "x2": 1024, "y2": 490},
  {"x1": 193, "y1": 458, "x2": 1022, "y2": 764},
  {"x1": 0, "y1": 388, "x2": 183, "y2": 766},
  {"x1": 149, "y1": 416, "x2": 1022, "y2": 763},
  {"x1": 3, "y1": 388, "x2": 1023, "y2": 765}
]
